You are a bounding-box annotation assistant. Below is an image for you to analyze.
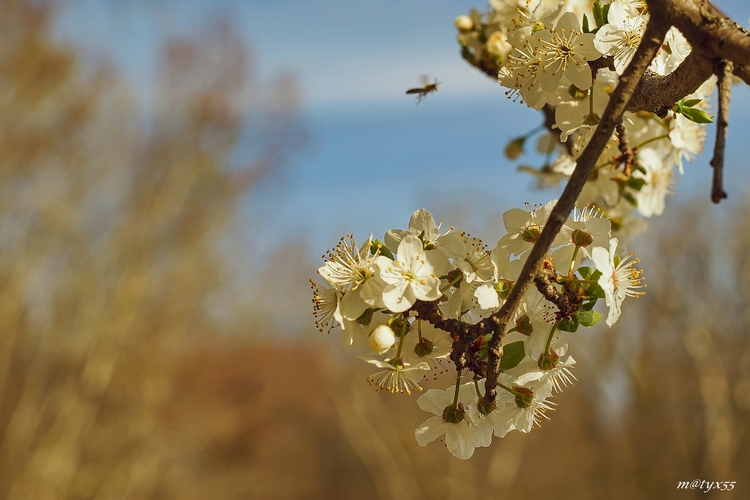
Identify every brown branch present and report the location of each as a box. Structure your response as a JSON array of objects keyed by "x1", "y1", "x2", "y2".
[
  {"x1": 710, "y1": 59, "x2": 732, "y2": 203},
  {"x1": 649, "y1": 0, "x2": 750, "y2": 67},
  {"x1": 626, "y1": 51, "x2": 714, "y2": 116},
  {"x1": 615, "y1": 122, "x2": 636, "y2": 176},
  {"x1": 480, "y1": 19, "x2": 669, "y2": 405}
]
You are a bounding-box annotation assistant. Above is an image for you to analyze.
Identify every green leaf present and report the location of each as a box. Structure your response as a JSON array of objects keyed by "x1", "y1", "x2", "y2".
[
  {"x1": 682, "y1": 98, "x2": 702, "y2": 108},
  {"x1": 460, "y1": 46, "x2": 476, "y2": 65},
  {"x1": 623, "y1": 192, "x2": 638, "y2": 206},
  {"x1": 585, "y1": 269, "x2": 605, "y2": 299},
  {"x1": 371, "y1": 239, "x2": 394, "y2": 259},
  {"x1": 355, "y1": 307, "x2": 379, "y2": 325},
  {"x1": 681, "y1": 106, "x2": 714, "y2": 124},
  {"x1": 581, "y1": 299, "x2": 596, "y2": 311},
  {"x1": 593, "y1": 0, "x2": 609, "y2": 28},
  {"x1": 627, "y1": 176, "x2": 647, "y2": 191},
  {"x1": 577, "y1": 309, "x2": 603, "y2": 327},
  {"x1": 558, "y1": 316, "x2": 579, "y2": 333},
  {"x1": 499, "y1": 340, "x2": 526, "y2": 371},
  {"x1": 587, "y1": 283, "x2": 605, "y2": 299},
  {"x1": 578, "y1": 266, "x2": 593, "y2": 280},
  {"x1": 582, "y1": 14, "x2": 590, "y2": 33}
]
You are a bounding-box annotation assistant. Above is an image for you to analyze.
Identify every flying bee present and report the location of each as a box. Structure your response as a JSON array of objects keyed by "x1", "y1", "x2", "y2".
[{"x1": 406, "y1": 76, "x2": 440, "y2": 105}]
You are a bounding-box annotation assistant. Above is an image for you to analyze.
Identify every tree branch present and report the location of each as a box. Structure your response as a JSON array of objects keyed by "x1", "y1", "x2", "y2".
[
  {"x1": 650, "y1": 0, "x2": 750, "y2": 67},
  {"x1": 710, "y1": 59, "x2": 731, "y2": 203},
  {"x1": 481, "y1": 19, "x2": 669, "y2": 405},
  {"x1": 626, "y1": 51, "x2": 714, "y2": 116}
]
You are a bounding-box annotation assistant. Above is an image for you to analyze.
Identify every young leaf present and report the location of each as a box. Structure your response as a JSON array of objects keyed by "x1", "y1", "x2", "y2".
[
  {"x1": 499, "y1": 340, "x2": 526, "y2": 371},
  {"x1": 627, "y1": 176, "x2": 647, "y2": 191},
  {"x1": 681, "y1": 106, "x2": 714, "y2": 124},
  {"x1": 578, "y1": 309, "x2": 603, "y2": 327},
  {"x1": 593, "y1": 0, "x2": 610, "y2": 28},
  {"x1": 371, "y1": 239, "x2": 394, "y2": 259},
  {"x1": 557, "y1": 316, "x2": 579, "y2": 333},
  {"x1": 578, "y1": 266, "x2": 593, "y2": 280}
]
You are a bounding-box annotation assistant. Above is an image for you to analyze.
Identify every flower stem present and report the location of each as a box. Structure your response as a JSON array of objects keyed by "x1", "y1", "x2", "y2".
[
  {"x1": 557, "y1": 277, "x2": 597, "y2": 285},
  {"x1": 545, "y1": 321, "x2": 559, "y2": 356},
  {"x1": 452, "y1": 369, "x2": 463, "y2": 408},
  {"x1": 568, "y1": 245, "x2": 581, "y2": 277},
  {"x1": 395, "y1": 313, "x2": 409, "y2": 358},
  {"x1": 496, "y1": 381, "x2": 518, "y2": 396},
  {"x1": 637, "y1": 133, "x2": 669, "y2": 149},
  {"x1": 440, "y1": 273, "x2": 462, "y2": 293}
]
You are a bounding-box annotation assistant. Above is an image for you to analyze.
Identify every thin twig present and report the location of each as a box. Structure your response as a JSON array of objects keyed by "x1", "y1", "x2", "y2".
[
  {"x1": 615, "y1": 122, "x2": 636, "y2": 176},
  {"x1": 710, "y1": 59, "x2": 732, "y2": 203},
  {"x1": 481, "y1": 19, "x2": 669, "y2": 405}
]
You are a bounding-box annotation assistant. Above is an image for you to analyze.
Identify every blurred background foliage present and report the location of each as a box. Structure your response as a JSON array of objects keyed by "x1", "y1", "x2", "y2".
[{"x1": 0, "y1": 0, "x2": 748, "y2": 499}]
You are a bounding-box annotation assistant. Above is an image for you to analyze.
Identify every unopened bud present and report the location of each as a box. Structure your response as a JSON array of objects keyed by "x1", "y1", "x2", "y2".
[
  {"x1": 455, "y1": 15, "x2": 473, "y2": 31},
  {"x1": 369, "y1": 324, "x2": 396, "y2": 355},
  {"x1": 505, "y1": 137, "x2": 526, "y2": 159},
  {"x1": 487, "y1": 31, "x2": 512, "y2": 58}
]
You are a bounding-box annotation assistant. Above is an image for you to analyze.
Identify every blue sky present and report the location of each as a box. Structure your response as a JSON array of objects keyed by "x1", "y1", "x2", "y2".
[{"x1": 54, "y1": 0, "x2": 750, "y2": 259}]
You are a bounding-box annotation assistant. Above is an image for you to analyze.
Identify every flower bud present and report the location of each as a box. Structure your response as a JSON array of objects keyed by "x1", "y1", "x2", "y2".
[
  {"x1": 369, "y1": 324, "x2": 396, "y2": 355},
  {"x1": 505, "y1": 137, "x2": 526, "y2": 159},
  {"x1": 455, "y1": 15, "x2": 473, "y2": 31},
  {"x1": 487, "y1": 31, "x2": 512, "y2": 58},
  {"x1": 442, "y1": 402, "x2": 466, "y2": 423}
]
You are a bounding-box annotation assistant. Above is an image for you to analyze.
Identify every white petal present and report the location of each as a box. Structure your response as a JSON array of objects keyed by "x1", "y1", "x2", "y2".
[
  {"x1": 415, "y1": 416, "x2": 449, "y2": 446},
  {"x1": 565, "y1": 61, "x2": 593, "y2": 91},
  {"x1": 445, "y1": 424, "x2": 477, "y2": 460},
  {"x1": 417, "y1": 388, "x2": 452, "y2": 415}
]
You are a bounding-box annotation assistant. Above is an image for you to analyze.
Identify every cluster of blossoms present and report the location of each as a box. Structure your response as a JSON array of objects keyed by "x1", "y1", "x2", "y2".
[
  {"x1": 309, "y1": 0, "x2": 724, "y2": 462},
  {"x1": 456, "y1": 0, "x2": 714, "y2": 237},
  {"x1": 311, "y1": 204, "x2": 644, "y2": 459}
]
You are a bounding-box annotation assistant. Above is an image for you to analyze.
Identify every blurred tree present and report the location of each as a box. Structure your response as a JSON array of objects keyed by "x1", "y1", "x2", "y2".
[{"x1": 0, "y1": 1, "x2": 303, "y2": 497}]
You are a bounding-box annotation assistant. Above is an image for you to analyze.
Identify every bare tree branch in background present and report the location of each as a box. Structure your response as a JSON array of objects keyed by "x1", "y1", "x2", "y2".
[{"x1": 0, "y1": 2, "x2": 304, "y2": 497}]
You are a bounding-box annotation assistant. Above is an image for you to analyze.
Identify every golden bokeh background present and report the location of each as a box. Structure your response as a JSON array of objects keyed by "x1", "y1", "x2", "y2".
[{"x1": 0, "y1": 1, "x2": 748, "y2": 498}]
